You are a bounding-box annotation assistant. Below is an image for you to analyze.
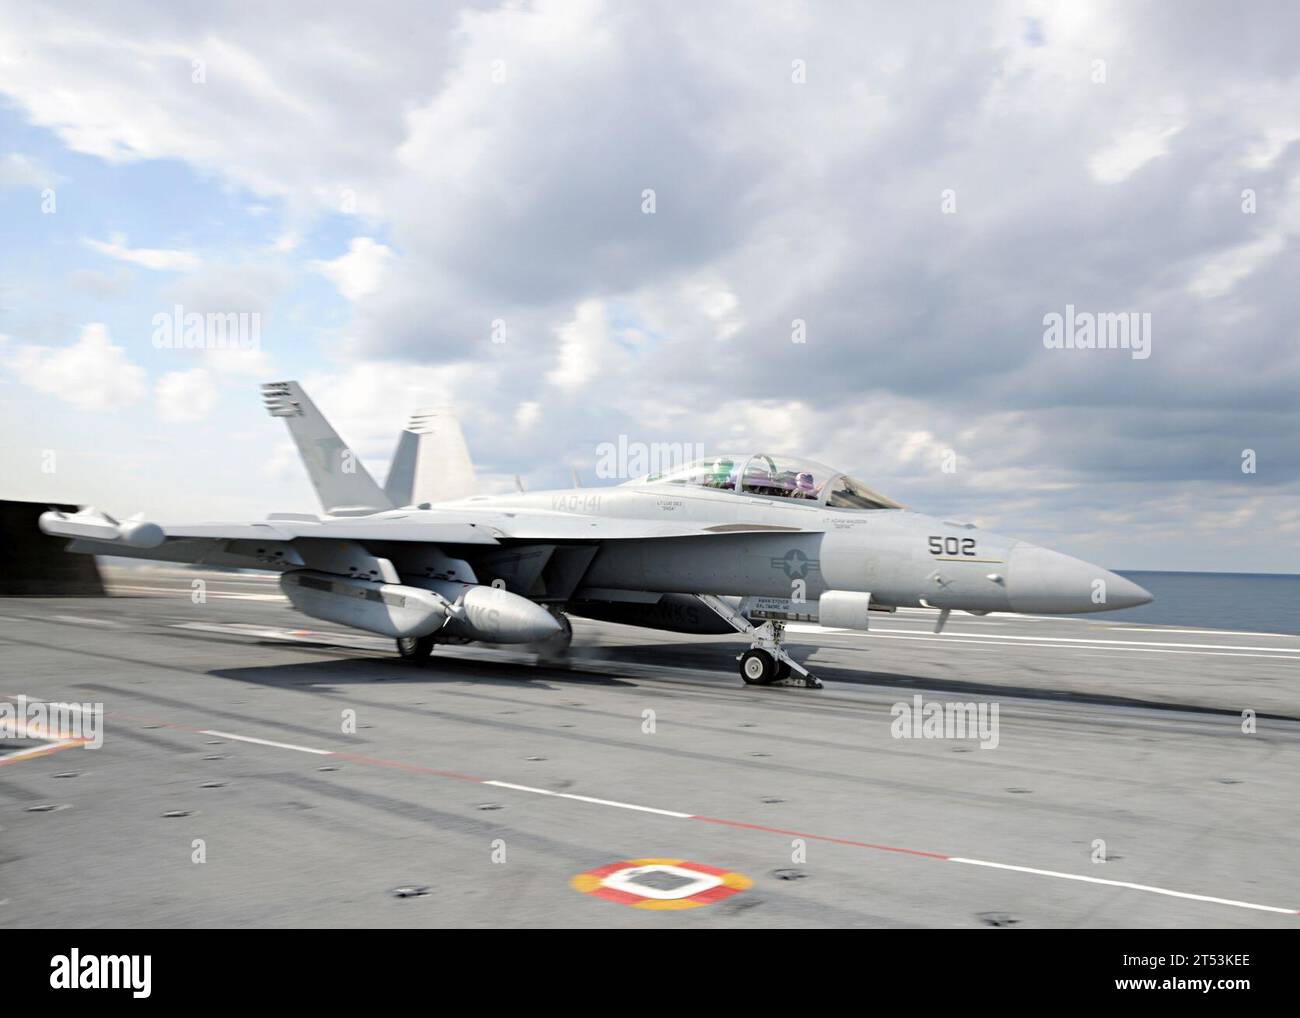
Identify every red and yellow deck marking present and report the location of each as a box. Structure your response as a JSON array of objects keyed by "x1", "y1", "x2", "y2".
[
  {"x1": 0, "y1": 717, "x2": 87, "y2": 768},
  {"x1": 570, "y1": 858, "x2": 752, "y2": 910}
]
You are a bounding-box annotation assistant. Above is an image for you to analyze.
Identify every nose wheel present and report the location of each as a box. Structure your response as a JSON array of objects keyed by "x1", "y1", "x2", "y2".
[
  {"x1": 740, "y1": 649, "x2": 774, "y2": 684},
  {"x1": 695, "y1": 595, "x2": 821, "y2": 689},
  {"x1": 739, "y1": 650, "x2": 796, "y2": 685}
]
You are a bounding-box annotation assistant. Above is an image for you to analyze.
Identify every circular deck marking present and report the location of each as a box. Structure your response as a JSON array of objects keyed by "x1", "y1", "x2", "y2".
[{"x1": 571, "y1": 858, "x2": 752, "y2": 910}]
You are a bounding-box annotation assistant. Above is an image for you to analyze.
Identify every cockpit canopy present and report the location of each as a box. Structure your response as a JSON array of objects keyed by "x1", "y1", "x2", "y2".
[{"x1": 631, "y1": 454, "x2": 903, "y2": 510}]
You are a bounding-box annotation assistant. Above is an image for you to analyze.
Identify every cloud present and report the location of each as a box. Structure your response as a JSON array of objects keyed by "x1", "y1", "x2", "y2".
[
  {"x1": 155, "y1": 368, "x2": 217, "y2": 422},
  {"x1": 85, "y1": 236, "x2": 202, "y2": 272},
  {"x1": 2, "y1": 1, "x2": 1300, "y2": 568},
  {"x1": 4, "y1": 323, "x2": 147, "y2": 410},
  {"x1": 1088, "y1": 122, "x2": 1185, "y2": 185},
  {"x1": 546, "y1": 299, "x2": 617, "y2": 392},
  {"x1": 515, "y1": 401, "x2": 541, "y2": 430},
  {"x1": 311, "y1": 237, "x2": 394, "y2": 302},
  {"x1": 0, "y1": 152, "x2": 57, "y2": 189},
  {"x1": 158, "y1": 257, "x2": 293, "y2": 377},
  {"x1": 1187, "y1": 232, "x2": 1287, "y2": 299},
  {"x1": 0, "y1": 1, "x2": 478, "y2": 212},
  {"x1": 67, "y1": 267, "x2": 133, "y2": 300}
]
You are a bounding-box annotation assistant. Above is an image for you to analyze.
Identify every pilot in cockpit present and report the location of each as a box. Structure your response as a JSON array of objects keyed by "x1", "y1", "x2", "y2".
[
  {"x1": 794, "y1": 471, "x2": 817, "y2": 498},
  {"x1": 707, "y1": 457, "x2": 735, "y2": 489}
]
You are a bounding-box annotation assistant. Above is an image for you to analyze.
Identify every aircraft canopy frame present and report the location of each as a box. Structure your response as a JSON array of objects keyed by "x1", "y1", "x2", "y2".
[{"x1": 630, "y1": 453, "x2": 903, "y2": 510}]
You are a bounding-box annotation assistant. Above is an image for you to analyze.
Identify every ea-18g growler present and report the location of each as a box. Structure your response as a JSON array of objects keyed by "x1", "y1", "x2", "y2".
[{"x1": 41, "y1": 381, "x2": 1152, "y2": 689}]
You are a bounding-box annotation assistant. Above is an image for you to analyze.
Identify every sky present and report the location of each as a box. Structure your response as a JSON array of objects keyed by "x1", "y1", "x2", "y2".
[{"x1": 1, "y1": 0, "x2": 1298, "y2": 572}]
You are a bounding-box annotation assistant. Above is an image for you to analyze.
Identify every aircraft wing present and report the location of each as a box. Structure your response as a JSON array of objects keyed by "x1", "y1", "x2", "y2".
[
  {"x1": 42, "y1": 505, "x2": 807, "y2": 545},
  {"x1": 39, "y1": 505, "x2": 815, "y2": 577},
  {"x1": 38, "y1": 507, "x2": 503, "y2": 571},
  {"x1": 156, "y1": 518, "x2": 503, "y2": 544}
]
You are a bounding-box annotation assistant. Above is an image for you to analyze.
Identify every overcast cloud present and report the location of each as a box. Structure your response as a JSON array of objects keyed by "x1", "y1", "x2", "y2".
[{"x1": 1, "y1": 0, "x2": 1297, "y2": 570}]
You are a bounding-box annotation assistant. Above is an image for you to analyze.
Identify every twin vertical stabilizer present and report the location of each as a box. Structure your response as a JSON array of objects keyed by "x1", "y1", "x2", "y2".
[
  {"x1": 262, "y1": 381, "x2": 477, "y2": 514},
  {"x1": 383, "y1": 407, "x2": 479, "y2": 507}
]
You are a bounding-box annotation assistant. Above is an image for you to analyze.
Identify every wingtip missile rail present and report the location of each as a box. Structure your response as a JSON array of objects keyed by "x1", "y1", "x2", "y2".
[{"x1": 39, "y1": 507, "x2": 166, "y2": 549}]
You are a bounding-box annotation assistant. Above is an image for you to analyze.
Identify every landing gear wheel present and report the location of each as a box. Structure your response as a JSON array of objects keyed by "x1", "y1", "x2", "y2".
[
  {"x1": 775, "y1": 660, "x2": 791, "y2": 681},
  {"x1": 740, "y1": 649, "x2": 777, "y2": 685},
  {"x1": 396, "y1": 634, "x2": 435, "y2": 662}
]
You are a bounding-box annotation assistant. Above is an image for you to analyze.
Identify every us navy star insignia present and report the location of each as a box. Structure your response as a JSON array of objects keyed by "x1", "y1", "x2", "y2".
[{"x1": 771, "y1": 548, "x2": 819, "y2": 579}]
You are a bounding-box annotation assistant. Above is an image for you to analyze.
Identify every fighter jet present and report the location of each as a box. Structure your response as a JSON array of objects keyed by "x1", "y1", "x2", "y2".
[{"x1": 39, "y1": 380, "x2": 1153, "y2": 689}]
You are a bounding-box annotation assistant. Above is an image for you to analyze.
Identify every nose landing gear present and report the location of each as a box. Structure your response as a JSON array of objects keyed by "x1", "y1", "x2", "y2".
[{"x1": 695, "y1": 594, "x2": 822, "y2": 689}]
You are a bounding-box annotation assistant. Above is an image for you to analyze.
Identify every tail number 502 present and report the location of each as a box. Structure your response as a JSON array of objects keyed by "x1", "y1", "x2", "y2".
[{"x1": 929, "y1": 536, "x2": 976, "y2": 557}]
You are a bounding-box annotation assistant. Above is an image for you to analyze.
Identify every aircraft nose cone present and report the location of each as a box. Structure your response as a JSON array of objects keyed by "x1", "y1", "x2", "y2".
[{"x1": 1007, "y1": 544, "x2": 1153, "y2": 614}]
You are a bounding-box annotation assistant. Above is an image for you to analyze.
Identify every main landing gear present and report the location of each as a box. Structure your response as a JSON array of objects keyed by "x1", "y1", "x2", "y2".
[
  {"x1": 695, "y1": 594, "x2": 822, "y2": 689},
  {"x1": 395, "y1": 634, "x2": 435, "y2": 661}
]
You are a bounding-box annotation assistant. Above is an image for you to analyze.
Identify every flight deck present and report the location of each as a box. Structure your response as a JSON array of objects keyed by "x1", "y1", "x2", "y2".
[{"x1": 1, "y1": 565, "x2": 1296, "y2": 928}]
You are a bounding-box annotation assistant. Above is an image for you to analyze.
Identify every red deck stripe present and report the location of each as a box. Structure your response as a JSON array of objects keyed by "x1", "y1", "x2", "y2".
[{"x1": 690, "y1": 815, "x2": 951, "y2": 860}]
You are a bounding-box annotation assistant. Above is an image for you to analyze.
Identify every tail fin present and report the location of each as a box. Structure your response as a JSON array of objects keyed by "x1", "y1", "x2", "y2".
[
  {"x1": 383, "y1": 407, "x2": 478, "y2": 507},
  {"x1": 384, "y1": 430, "x2": 420, "y2": 506},
  {"x1": 261, "y1": 381, "x2": 394, "y2": 515}
]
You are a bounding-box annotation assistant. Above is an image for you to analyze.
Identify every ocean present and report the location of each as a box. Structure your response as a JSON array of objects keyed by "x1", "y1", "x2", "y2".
[{"x1": 1081, "y1": 571, "x2": 1300, "y2": 636}]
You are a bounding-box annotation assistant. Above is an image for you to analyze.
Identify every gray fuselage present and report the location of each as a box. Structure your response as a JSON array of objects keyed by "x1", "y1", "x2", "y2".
[{"x1": 430, "y1": 481, "x2": 1151, "y2": 615}]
